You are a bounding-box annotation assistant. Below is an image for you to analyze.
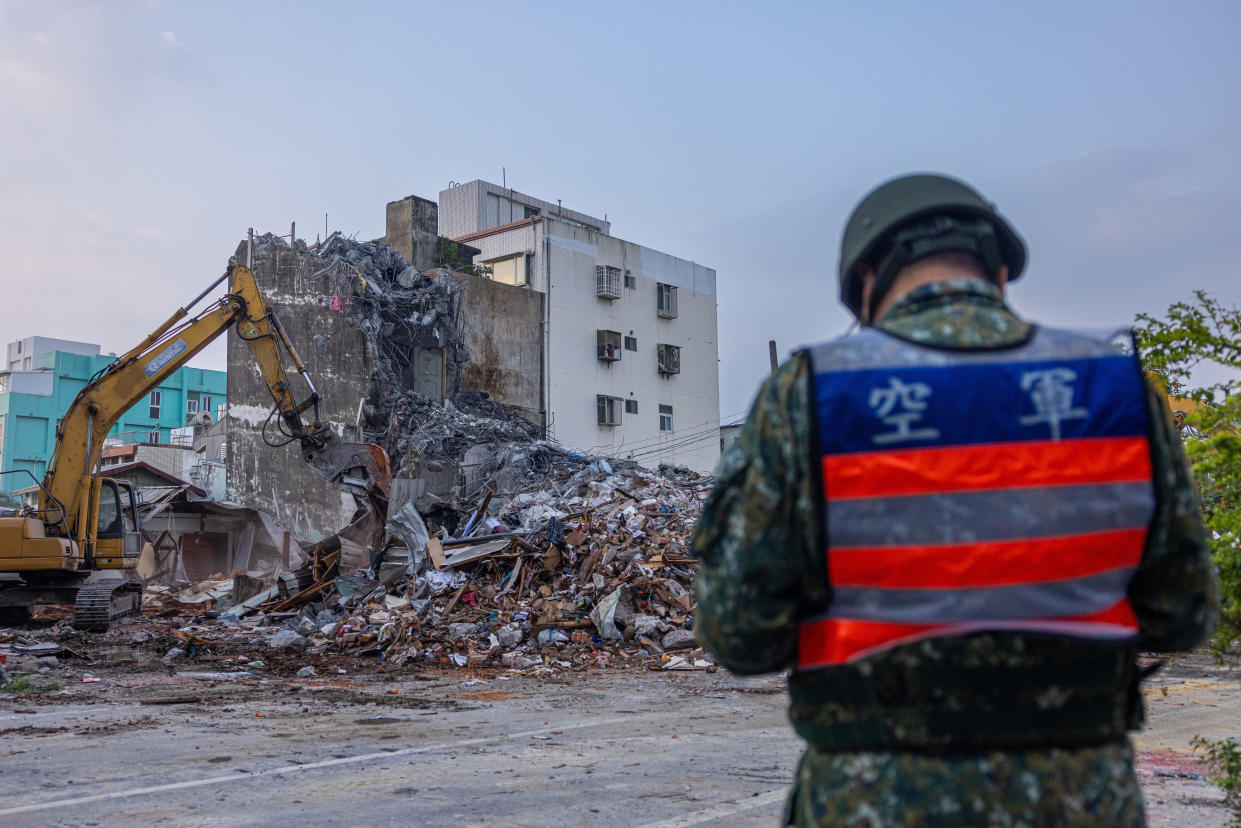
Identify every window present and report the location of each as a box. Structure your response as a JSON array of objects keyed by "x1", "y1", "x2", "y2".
[
  {"x1": 625, "y1": 399, "x2": 638, "y2": 415},
  {"x1": 202, "y1": 396, "x2": 212, "y2": 419},
  {"x1": 15, "y1": 341, "x2": 21, "y2": 353},
  {"x1": 659, "y1": 405, "x2": 673, "y2": 431},
  {"x1": 148, "y1": 429, "x2": 161, "y2": 443},
  {"x1": 624, "y1": 269, "x2": 636, "y2": 289},
  {"x1": 657, "y1": 283, "x2": 678, "y2": 319},
  {"x1": 623, "y1": 335, "x2": 637, "y2": 352},
  {"x1": 657, "y1": 344, "x2": 681, "y2": 375},
  {"x1": 488, "y1": 254, "x2": 528, "y2": 286},
  {"x1": 96, "y1": 481, "x2": 122, "y2": 538},
  {"x1": 186, "y1": 398, "x2": 199, "y2": 415},
  {"x1": 0, "y1": 377, "x2": 7, "y2": 394},
  {"x1": 149, "y1": 389, "x2": 161, "y2": 419},
  {"x1": 596, "y1": 394, "x2": 623, "y2": 426},
  {"x1": 22, "y1": 357, "x2": 31, "y2": 370},
  {"x1": 595, "y1": 265, "x2": 623, "y2": 299},
  {"x1": 597, "y1": 330, "x2": 622, "y2": 362}
]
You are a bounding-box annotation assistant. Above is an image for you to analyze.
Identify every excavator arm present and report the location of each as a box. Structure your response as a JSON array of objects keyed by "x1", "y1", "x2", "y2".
[{"x1": 38, "y1": 264, "x2": 389, "y2": 538}]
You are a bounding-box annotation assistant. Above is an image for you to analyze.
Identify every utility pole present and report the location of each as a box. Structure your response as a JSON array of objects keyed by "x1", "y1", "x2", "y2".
[{"x1": 769, "y1": 340, "x2": 779, "y2": 375}]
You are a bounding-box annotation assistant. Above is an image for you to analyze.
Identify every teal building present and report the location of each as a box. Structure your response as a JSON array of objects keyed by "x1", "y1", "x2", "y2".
[{"x1": 0, "y1": 338, "x2": 226, "y2": 494}]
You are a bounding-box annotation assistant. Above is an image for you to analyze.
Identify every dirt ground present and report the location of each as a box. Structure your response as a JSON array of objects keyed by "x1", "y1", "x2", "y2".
[{"x1": 1, "y1": 638, "x2": 1238, "y2": 826}]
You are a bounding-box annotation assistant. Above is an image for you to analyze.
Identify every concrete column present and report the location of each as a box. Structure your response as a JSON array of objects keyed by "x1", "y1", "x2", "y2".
[{"x1": 383, "y1": 196, "x2": 439, "y2": 272}]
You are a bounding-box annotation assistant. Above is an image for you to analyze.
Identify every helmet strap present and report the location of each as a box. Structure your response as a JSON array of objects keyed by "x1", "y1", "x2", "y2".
[{"x1": 867, "y1": 216, "x2": 1005, "y2": 322}]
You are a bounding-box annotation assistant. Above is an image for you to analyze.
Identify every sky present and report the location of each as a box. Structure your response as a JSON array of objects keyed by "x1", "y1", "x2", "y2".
[{"x1": 1, "y1": 0, "x2": 1239, "y2": 422}]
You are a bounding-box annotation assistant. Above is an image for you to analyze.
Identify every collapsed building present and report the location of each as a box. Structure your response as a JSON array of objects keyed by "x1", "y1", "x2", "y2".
[
  {"x1": 0, "y1": 202, "x2": 716, "y2": 677},
  {"x1": 225, "y1": 207, "x2": 544, "y2": 540}
]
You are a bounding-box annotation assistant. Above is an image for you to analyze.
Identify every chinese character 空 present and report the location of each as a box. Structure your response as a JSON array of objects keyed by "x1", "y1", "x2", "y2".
[{"x1": 869, "y1": 377, "x2": 941, "y2": 445}]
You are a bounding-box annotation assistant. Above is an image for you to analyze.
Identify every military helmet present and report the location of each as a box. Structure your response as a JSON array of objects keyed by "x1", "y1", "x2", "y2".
[{"x1": 838, "y1": 173, "x2": 1027, "y2": 318}]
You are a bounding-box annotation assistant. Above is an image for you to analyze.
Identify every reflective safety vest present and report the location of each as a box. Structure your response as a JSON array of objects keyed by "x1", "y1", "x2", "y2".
[{"x1": 798, "y1": 326, "x2": 1155, "y2": 671}]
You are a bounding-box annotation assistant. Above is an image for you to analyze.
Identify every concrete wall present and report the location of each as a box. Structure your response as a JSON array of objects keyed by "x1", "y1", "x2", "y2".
[
  {"x1": 461, "y1": 220, "x2": 547, "y2": 291},
  {"x1": 6, "y1": 336, "x2": 98, "y2": 371},
  {"x1": 0, "y1": 371, "x2": 53, "y2": 396},
  {"x1": 383, "y1": 195, "x2": 438, "y2": 272},
  {"x1": 541, "y1": 218, "x2": 720, "y2": 473},
  {"x1": 450, "y1": 208, "x2": 722, "y2": 473},
  {"x1": 455, "y1": 272, "x2": 544, "y2": 425},
  {"x1": 134, "y1": 443, "x2": 197, "y2": 481},
  {"x1": 225, "y1": 240, "x2": 367, "y2": 538},
  {"x1": 438, "y1": 180, "x2": 610, "y2": 239}
]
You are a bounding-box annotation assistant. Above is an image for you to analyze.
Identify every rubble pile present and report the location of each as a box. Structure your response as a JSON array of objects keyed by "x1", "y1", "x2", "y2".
[
  {"x1": 1, "y1": 235, "x2": 717, "y2": 680},
  {"x1": 126, "y1": 460, "x2": 713, "y2": 675},
  {"x1": 253, "y1": 232, "x2": 548, "y2": 491}
]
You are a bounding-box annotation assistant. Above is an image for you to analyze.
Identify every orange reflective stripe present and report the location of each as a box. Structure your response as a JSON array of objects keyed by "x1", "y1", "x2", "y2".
[
  {"x1": 798, "y1": 598, "x2": 1140, "y2": 668},
  {"x1": 823, "y1": 437, "x2": 1152, "y2": 501},
  {"x1": 829, "y1": 528, "x2": 1147, "y2": 589},
  {"x1": 1066, "y1": 597, "x2": 1140, "y2": 629},
  {"x1": 799, "y1": 617, "x2": 941, "y2": 667}
]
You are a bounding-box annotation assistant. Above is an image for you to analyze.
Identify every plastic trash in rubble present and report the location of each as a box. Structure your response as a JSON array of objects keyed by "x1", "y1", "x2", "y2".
[
  {"x1": 538, "y1": 629, "x2": 570, "y2": 646},
  {"x1": 296, "y1": 666, "x2": 316, "y2": 678}
]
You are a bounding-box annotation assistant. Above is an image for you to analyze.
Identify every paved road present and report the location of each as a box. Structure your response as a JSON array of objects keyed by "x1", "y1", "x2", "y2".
[
  {"x1": 0, "y1": 669, "x2": 797, "y2": 827},
  {"x1": 1, "y1": 658, "x2": 1237, "y2": 826}
]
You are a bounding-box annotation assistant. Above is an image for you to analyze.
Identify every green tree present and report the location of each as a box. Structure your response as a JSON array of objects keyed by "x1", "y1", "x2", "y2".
[{"x1": 1135, "y1": 290, "x2": 1241, "y2": 653}]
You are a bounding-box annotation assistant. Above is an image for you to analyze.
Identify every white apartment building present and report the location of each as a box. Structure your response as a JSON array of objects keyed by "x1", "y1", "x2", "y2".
[
  {"x1": 6, "y1": 336, "x2": 98, "y2": 372},
  {"x1": 440, "y1": 180, "x2": 721, "y2": 473}
]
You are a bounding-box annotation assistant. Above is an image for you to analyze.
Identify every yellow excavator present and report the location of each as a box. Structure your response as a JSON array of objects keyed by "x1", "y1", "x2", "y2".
[{"x1": 0, "y1": 258, "x2": 389, "y2": 629}]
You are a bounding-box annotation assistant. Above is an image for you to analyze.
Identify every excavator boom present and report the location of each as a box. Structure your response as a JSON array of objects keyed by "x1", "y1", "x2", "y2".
[{"x1": 0, "y1": 257, "x2": 389, "y2": 629}]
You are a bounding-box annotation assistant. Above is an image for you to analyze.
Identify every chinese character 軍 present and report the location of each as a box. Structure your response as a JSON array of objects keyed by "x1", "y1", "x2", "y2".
[
  {"x1": 1020, "y1": 367, "x2": 1088, "y2": 440},
  {"x1": 869, "y1": 377, "x2": 941, "y2": 445}
]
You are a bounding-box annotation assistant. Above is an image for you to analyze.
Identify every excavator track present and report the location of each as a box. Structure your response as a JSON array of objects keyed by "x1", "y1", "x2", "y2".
[{"x1": 73, "y1": 582, "x2": 142, "y2": 631}]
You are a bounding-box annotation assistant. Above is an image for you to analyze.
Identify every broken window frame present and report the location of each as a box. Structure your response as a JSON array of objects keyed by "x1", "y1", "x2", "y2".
[
  {"x1": 597, "y1": 394, "x2": 623, "y2": 426},
  {"x1": 624, "y1": 269, "x2": 636, "y2": 290},
  {"x1": 657, "y1": 343, "x2": 681, "y2": 375},
  {"x1": 659, "y1": 404, "x2": 674, "y2": 431}
]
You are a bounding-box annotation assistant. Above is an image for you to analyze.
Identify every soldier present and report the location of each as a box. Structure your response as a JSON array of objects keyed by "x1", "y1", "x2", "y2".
[{"x1": 692, "y1": 173, "x2": 1218, "y2": 826}]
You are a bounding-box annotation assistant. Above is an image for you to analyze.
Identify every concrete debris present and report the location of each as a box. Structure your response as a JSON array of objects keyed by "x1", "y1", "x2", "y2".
[
  {"x1": 1, "y1": 234, "x2": 715, "y2": 680},
  {"x1": 0, "y1": 462, "x2": 712, "y2": 678}
]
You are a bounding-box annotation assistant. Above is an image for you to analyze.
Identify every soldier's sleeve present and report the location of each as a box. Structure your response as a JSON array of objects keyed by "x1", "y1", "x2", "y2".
[
  {"x1": 1128, "y1": 381, "x2": 1219, "y2": 651},
  {"x1": 691, "y1": 355, "x2": 822, "y2": 674}
]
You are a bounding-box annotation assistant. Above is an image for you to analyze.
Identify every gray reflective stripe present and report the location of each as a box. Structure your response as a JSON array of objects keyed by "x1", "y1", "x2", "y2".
[
  {"x1": 828, "y1": 568, "x2": 1136, "y2": 623},
  {"x1": 808, "y1": 326, "x2": 1132, "y2": 374},
  {"x1": 827, "y1": 482, "x2": 1155, "y2": 547}
]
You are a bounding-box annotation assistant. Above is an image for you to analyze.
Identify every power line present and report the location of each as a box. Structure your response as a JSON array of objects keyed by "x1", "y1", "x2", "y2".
[{"x1": 578, "y1": 408, "x2": 749, "y2": 456}]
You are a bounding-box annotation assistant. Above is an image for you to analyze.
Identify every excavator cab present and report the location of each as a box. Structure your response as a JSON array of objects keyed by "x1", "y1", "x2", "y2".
[{"x1": 92, "y1": 478, "x2": 143, "y2": 569}]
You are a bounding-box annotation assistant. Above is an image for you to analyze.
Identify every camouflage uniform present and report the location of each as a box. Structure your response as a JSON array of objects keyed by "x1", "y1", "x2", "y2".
[{"x1": 692, "y1": 279, "x2": 1218, "y2": 827}]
